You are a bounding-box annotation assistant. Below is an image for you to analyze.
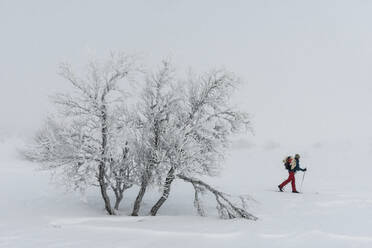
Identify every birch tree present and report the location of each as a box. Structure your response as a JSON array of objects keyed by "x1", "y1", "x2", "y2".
[
  {"x1": 149, "y1": 70, "x2": 257, "y2": 220},
  {"x1": 25, "y1": 55, "x2": 256, "y2": 220},
  {"x1": 130, "y1": 61, "x2": 179, "y2": 216},
  {"x1": 25, "y1": 52, "x2": 137, "y2": 215}
]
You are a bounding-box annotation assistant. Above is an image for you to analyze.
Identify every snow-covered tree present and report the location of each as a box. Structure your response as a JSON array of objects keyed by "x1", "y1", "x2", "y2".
[
  {"x1": 24, "y1": 52, "x2": 137, "y2": 215},
  {"x1": 25, "y1": 54, "x2": 256, "y2": 220},
  {"x1": 148, "y1": 70, "x2": 257, "y2": 220},
  {"x1": 129, "y1": 61, "x2": 180, "y2": 216}
]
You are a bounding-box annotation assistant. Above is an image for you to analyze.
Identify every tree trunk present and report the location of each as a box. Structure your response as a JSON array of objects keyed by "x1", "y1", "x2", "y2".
[
  {"x1": 131, "y1": 116, "x2": 160, "y2": 216},
  {"x1": 114, "y1": 195, "x2": 123, "y2": 211},
  {"x1": 98, "y1": 104, "x2": 115, "y2": 215},
  {"x1": 114, "y1": 189, "x2": 123, "y2": 211},
  {"x1": 98, "y1": 163, "x2": 115, "y2": 215},
  {"x1": 150, "y1": 167, "x2": 175, "y2": 216},
  {"x1": 131, "y1": 181, "x2": 147, "y2": 216}
]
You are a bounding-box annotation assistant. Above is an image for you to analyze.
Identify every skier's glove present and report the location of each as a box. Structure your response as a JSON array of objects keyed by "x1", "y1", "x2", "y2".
[{"x1": 303, "y1": 168, "x2": 307, "y2": 172}]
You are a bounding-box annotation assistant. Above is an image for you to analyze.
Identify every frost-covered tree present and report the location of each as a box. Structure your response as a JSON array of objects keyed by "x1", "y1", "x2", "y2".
[
  {"x1": 129, "y1": 61, "x2": 180, "y2": 216},
  {"x1": 148, "y1": 70, "x2": 257, "y2": 220},
  {"x1": 25, "y1": 54, "x2": 256, "y2": 220},
  {"x1": 24, "y1": 52, "x2": 137, "y2": 215}
]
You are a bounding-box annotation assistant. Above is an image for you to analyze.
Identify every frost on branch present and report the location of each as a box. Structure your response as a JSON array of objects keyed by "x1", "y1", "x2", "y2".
[
  {"x1": 129, "y1": 60, "x2": 180, "y2": 216},
  {"x1": 25, "y1": 55, "x2": 256, "y2": 220},
  {"x1": 24, "y1": 52, "x2": 138, "y2": 215},
  {"x1": 23, "y1": 117, "x2": 98, "y2": 191},
  {"x1": 149, "y1": 69, "x2": 254, "y2": 217},
  {"x1": 178, "y1": 174, "x2": 258, "y2": 220}
]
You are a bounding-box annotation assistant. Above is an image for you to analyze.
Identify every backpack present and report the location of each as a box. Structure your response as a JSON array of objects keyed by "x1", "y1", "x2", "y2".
[{"x1": 283, "y1": 156, "x2": 293, "y2": 170}]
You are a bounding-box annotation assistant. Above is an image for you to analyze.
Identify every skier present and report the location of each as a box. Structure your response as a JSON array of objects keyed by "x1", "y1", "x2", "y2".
[{"x1": 278, "y1": 154, "x2": 307, "y2": 193}]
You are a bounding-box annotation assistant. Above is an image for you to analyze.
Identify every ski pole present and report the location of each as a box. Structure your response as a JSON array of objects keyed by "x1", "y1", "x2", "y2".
[{"x1": 300, "y1": 170, "x2": 306, "y2": 192}]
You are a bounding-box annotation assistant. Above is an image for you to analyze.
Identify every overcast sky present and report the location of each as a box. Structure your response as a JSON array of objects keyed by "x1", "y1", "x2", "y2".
[{"x1": 1, "y1": 0, "x2": 372, "y2": 144}]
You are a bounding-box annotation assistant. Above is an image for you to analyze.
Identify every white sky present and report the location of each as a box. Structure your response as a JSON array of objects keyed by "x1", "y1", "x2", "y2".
[{"x1": 1, "y1": 0, "x2": 372, "y2": 144}]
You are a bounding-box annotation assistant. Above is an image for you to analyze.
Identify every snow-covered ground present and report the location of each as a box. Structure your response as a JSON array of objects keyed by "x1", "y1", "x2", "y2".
[{"x1": 1, "y1": 137, "x2": 372, "y2": 248}]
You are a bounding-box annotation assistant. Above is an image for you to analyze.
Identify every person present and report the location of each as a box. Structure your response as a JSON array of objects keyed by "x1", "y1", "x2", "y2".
[{"x1": 278, "y1": 154, "x2": 307, "y2": 193}]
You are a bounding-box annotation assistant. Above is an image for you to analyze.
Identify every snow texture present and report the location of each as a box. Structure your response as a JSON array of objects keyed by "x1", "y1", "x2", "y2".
[{"x1": 1, "y1": 137, "x2": 372, "y2": 248}]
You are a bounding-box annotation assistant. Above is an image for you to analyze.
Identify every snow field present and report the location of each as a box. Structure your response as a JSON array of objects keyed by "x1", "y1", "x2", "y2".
[{"x1": 1, "y1": 138, "x2": 372, "y2": 248}]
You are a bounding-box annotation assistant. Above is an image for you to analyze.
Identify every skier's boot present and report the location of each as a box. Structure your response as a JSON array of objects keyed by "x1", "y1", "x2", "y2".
[
  {"x1": 278, "y1": 185, "x2": 284, "y2": 192},
  {"x1": 292, "y1": 190, "x2": 300, "y2": 193}
]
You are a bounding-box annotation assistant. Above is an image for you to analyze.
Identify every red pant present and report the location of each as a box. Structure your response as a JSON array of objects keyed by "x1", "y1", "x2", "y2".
[{"x1": 279, "y1": 172, "x2": 297, "y2": 191}]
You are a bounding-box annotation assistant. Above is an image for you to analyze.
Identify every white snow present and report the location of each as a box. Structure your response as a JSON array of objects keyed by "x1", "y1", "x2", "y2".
[{"x1": 1, "y1": 137, "x2": 372, "y2": 248}]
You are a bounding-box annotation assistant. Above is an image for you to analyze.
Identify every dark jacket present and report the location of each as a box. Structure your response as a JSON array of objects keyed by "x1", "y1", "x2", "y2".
[{"x1": 290, "y1": 158, "x2": 306, "y2": 172}]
